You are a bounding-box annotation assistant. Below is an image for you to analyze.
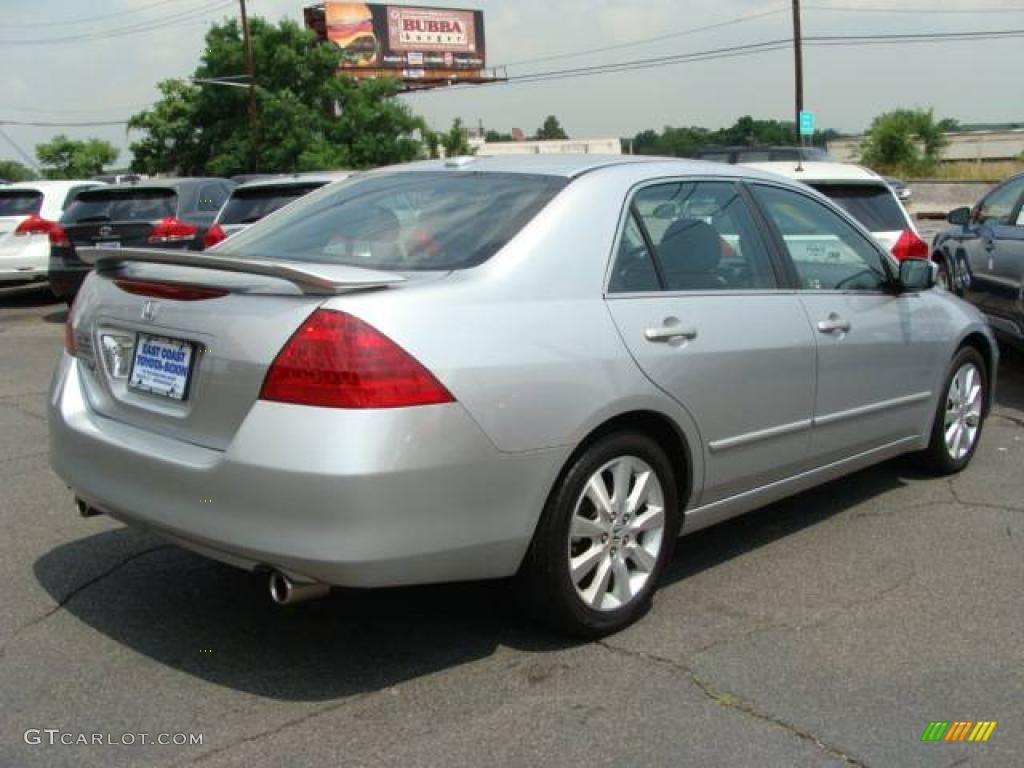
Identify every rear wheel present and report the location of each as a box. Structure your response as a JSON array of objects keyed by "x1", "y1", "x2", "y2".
[
  {"x1": 919, "y1": 347, "x2": 987, "y2": 474},
  {"x1": 516, "y1": 431, "x2": 681, "y2": 637},
  {"x1": 934, "y1": 253, "x2": 953, "y2": 292}
]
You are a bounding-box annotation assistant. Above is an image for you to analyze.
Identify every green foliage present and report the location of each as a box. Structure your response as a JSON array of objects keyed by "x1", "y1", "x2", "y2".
[
  {"x1": 129, "y1": 18, "x2": 426, "y2": 176},
  {"x1": 858, "y1": 108, "x2": 950, "y2": 176},
  {"x1": 0, "y1": 160, "x2": 38, "y2": 182},
  {"x1": 35, "y1": 135, "x2": 118, "y2": 179},
  {"x1": 535, "y1": 115, "x2": 569, "y2": 140},
  {"x1": 629, "y1": 115, "x2": 838, "y2": 157},
  {"x1": 424, "y1": 118, "x2": 475, "y2": 159},
  {"x1": 484, "y1": 129, "x2": 514, "y2": 143}
]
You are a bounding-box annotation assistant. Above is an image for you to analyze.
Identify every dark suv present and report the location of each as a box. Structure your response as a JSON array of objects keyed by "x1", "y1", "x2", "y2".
[
  {"x1": 695, "y1": 145, "x2": 832, "y2": 164},
  {"x1": 49, "y1": 178, "x2": 234, "y2": 302}
]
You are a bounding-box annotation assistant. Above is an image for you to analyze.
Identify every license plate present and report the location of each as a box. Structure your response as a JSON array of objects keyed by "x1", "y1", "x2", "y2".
[
  {"x1": 129, "y1": 333, "x2": 195, "y2": 401},
  {"x1": 95, "y1": 241, "x2": 121, "y2": 249}
]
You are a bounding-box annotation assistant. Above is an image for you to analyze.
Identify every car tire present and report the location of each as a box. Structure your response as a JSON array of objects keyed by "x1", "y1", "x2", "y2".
[
  {"x1": 516, "y1": 431, "x2": 681, "y2": 637},
  {"x1": 933, "y1": 253, "x2": 954, "y2": 292},
  {"x1": 918, "y1": 347, "x2": 988, "y2": 475}
]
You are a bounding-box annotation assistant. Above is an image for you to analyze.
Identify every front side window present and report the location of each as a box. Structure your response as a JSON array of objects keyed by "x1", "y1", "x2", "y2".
[
  {"x1": 753, "y1": 184, "x2": 890, "y2": 291},
  {"x1": 628, "y1": 181, "x2": 777, "y2": 291},
  {"x1": 216, "y1": 172, "x2": 566, "y2": 271},
  {"x1": 977, "y1": 176, "x2": 1024, "y2": 225}
]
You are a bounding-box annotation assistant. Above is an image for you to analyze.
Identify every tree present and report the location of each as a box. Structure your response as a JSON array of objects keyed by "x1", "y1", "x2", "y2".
[
  {"x1": 535, "y1": 115, "x2": 568, "y2": 140},
  {"x1": 0, "y1": 160, "x2": 38, "y2": 182},
  {"x1": 628, "y1": 116, "x2": 839, "y2": 158},
  {"x1": 425, "y1": 118, "x2": 475, "y2": 158},
  {"x1": 484, "y1": 129, "x2": 514, "y2": 143},
  {"x1": 129, "y1": 18, "x2": 427, "y2": 176},
  {"x1": 35, "y1": 135, "x2": 117, "y2": 179},
  {"x1": 859, "y1": 108, "x2": 950, "y2": 175}
]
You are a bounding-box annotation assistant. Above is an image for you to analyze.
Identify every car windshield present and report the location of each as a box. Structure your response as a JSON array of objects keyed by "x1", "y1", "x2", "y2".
[
  {"x1": 62, "y1": 188, "x2": 177, "y2": 223},
  {"x1": 0, "y1": 190, "x2": 43, "y2": 216},
  {"x1": 219, "y1": 183, "x2": 326, "y2": 225},
  {"x1": 216, "y1": 171, "x2": 567, "y2": 270},
  {"x1": 809, "y1": 183, "x2": 907, "y2": 232}
]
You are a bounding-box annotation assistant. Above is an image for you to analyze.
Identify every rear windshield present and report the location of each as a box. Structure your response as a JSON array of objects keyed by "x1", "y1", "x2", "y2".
[
  {"x1": 809, "y1": 184, "x2": 907, "y2": 232},
  {"x1": 219, "y1": 183, "x2": 325, "y2": 225},
  {"x1": 0, "y1": 190, "x2": 43, "y2": 216},
  {"x1": 62, "y1": 188, "x2": 177, "y2": 224},
  {"x1": 216, "y1": 172, "x2": 567, "y2": 270}
]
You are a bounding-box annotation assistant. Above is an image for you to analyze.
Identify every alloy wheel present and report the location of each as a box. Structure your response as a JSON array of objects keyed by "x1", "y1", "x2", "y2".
[
  {"x1": 567, "y1": 456, "x2": 665, "y2": 612},
  {"x1": 944, "y1": 363, "x2": 983, "y2": 460}
]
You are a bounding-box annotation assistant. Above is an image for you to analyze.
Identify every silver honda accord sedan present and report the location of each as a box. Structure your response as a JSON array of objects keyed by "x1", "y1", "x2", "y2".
[{"x1": 49, "y1": 155, "x2": 997, "y2": 636}]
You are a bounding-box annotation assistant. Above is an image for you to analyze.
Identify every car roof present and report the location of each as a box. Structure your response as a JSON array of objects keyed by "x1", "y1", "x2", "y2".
[
  {"x1": 234, "y1": 171, "x2": 353, "y2": 191},
  {"x1": 94, "y1": 177, "x2": 232, "y2": 193},
  {"x1": 740, "y1": 161, "x2": 886, "y2": 185},
  {"x1": 0, "y1": 179, "x2": 106, "y2": 192},
  {"x1": 373, "y1": 154, "x2": 794, "y2": 181}
]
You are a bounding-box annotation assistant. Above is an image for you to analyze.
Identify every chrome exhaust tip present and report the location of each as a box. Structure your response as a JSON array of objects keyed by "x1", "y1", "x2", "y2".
[
  {"x1": 76, "y1": 497, "x2": 102, "y2": 518},
  {"x1": 268, "y1": 571, "x2": 329, "y2": 605}
]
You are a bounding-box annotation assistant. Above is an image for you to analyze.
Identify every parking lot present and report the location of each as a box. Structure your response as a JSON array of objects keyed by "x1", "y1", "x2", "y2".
[{"x1": 1, "y1": 280, "x2": 1022, "y2": 767}]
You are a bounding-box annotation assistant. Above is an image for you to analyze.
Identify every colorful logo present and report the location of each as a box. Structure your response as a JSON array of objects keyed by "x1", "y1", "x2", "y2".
[{"x1": 921, "y1": 721, "x2": 997, "y2": 742}]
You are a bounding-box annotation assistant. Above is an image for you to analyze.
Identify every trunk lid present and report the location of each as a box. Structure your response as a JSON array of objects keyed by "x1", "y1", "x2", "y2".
[{"x1": 70, "y1": 250, "x2": 404, "y2": 450}]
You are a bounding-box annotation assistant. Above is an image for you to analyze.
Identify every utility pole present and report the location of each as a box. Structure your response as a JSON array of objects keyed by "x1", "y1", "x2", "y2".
[
  {"x1": 792, "y1": 0, "x2": 804, "y2": 145},
  {"x1": 239, "y1": 0, "x2": 259, "y2": 170}
]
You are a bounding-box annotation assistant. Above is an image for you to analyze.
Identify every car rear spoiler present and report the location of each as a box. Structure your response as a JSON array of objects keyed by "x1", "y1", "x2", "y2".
[{"x1": 78, "y1": 247, "x2": 404, "y2": 296}]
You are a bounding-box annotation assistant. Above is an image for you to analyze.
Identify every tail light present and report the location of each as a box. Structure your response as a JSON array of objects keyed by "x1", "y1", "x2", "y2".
[
  {"x1": 202, "y1": 224, "x2": 227, "y2": 249},
  {"x1": 15, "y1": 214, "x2": 59, "y2": 238},
  {"x1": 113, "y1": 278, "x2": 228, "y2": 301},
  {"x1": 260, "y1": 309, "x2": 454, "y2": 409},
  {"x1": 64, "y1": 301, "x2": 77, "y2": 357},
  {"x1": 148, "y1": 217, "x2": 198, "y2": 244},
  {"x1": 890, "y1": 229, "x2": 929, "y2": 261},
  {"x1": 49, "y1": 223, "x2": 70, "y2": 247}
]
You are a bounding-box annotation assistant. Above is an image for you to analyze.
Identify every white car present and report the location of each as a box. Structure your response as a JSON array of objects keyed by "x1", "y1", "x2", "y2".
[
  {"x1": 0, "y1": 180, "x2": 105, "y2": 284},
  {"x1": 741, "y1": 162, "x2": 928, "y2": 262}
]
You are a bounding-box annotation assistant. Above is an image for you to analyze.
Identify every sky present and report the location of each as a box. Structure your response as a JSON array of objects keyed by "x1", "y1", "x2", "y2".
[{"x1": 1, "y1": 0, "x2": 1022, "y2": 170}]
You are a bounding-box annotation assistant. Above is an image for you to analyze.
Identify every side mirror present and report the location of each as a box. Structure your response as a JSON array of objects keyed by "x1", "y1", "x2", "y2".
[
  {"x1": 947, "y1": 207, "x2": 971, "y2": 226},
  {"x1": 899, "y1": 258, "x2": 936, "y2": 292}
]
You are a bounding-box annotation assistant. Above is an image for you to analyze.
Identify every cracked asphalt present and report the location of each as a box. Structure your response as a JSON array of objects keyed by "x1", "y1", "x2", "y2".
[{"x1": 1, "y1": 282, "x2": 1022, "y2": 768}]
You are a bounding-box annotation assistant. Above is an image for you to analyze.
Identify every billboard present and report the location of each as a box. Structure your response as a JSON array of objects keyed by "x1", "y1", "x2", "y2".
[{"x1": 304, "y1": 3, "x2": 487, "y2": 79}]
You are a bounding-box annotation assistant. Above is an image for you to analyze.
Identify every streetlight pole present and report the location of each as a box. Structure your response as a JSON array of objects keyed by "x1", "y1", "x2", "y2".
[
  {"x1": 792, "y1": 0, "x2": 804, "y2": 145},
  {"x1": 239, "y1": 0, "x2": 259, "y2": 170}
]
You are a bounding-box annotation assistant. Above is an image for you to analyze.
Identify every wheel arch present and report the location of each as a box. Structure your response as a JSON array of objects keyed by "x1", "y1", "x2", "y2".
[{"x1": 957, "y1": 331, "x2": 997, "y2": 416}]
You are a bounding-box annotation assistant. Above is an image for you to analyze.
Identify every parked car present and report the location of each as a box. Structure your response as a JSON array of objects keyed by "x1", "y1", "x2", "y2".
[
  {"x1": 204, "y1": 172, "x2": 353, "y2": 247},
  {"x1": 0, "y1": 180, "x2": 106, "y2": 286},
  {"x1": 696, "y1": 145, "x2": 832, "y2": 164},
  {"x1": 49, "y1": 177, "x2": 235, "y2": 303},
  {"x1": 50, "y1": 156, "x2": 995, "y2": 636},
  {"x1": 884, "y1": 176, "x2": 912, "y2": 202},
  {"x1": 92, "y1": 174, "x2": 145, "y2": 185},
  {"x1": 933, "y1": 172, "x2": 1024, "y2": 348},
  {"x1": 742, "y1": 161, "x2": 928, "y2": 262}
]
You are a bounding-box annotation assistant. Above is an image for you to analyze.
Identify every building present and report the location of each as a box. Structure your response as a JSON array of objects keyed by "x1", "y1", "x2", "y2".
[{"x1": 472, "y1": 138, "x2": 622, "y2": 156}]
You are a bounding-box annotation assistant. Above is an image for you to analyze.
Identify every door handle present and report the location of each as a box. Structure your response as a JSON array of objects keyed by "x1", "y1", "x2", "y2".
[
  {"x1": 645, "y1": 321, "x2": 698, "y2": 343},
  {"x1": 816, "y1": 314, "x2": 851, "y2": 334}
]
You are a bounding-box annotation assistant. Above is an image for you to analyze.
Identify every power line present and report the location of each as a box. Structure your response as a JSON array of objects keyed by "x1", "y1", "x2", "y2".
[
  {"x1": 0, "y1": 119, "x2": 131, "y2": 128},
  {"x1": 0, "y1": 127, "x2": 40, "y2": 170},
  {"x1": 0, "y1": 0, "x2": 233, "y2": 46},
  {"x1": 499, "y1": 6, "x2": 790, "y2": 69},
  {"x1": 0, "y1": 0, "x2": 182, "y2": 28},
  {"x1": 804, "y1": 3, "x2": 1024, "y2": 13}
]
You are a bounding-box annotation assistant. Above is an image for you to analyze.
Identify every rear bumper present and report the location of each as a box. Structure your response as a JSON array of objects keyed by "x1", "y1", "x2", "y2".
[
  {"x1": 0, "y1": 239, "x2": 49, "y2": 282},
  {"x1": 48, "y1": 354, "x2": 566, "y2": 587}
]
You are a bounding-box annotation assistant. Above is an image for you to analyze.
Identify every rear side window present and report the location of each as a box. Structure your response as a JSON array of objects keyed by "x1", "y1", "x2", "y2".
[
  {"x1": 622, "y1": 181, "x2": 777, "y2": 291},
  {"x1": 810, "y1": 184, "x2": 906, "y2": 232},
  {"x1": 0, "y1": 190, "x2": 43, "y2": 216},
  {"x1": 216, "y1": 172, "x2": 566, "y2": 271},
  {"x1": 219, "y1": 183, "x2": 325, "y2": 225},
  {"x1": 62, "y1": 188, "x2": 177, "y2": 223}
]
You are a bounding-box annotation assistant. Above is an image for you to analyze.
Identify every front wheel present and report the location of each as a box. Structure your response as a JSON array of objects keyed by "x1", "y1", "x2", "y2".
[
  {"x1": 516, "y1": 431, "x2": 681, "y2": 637},
  {"x1": 934, "y1": 253, "x2": 953, "y2": 292},
  {"x1": 919, "y1": 347, "x2": 987, "y2": 475}
]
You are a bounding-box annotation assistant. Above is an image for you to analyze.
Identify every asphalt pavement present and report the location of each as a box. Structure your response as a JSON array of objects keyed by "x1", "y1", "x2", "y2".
[{"x1": 1, "y1": 281, "x2": 1021, "y2": 768}]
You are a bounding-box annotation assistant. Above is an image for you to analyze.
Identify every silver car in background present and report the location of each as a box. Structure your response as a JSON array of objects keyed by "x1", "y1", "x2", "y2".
[{"x1": 49, "y1": 156, "x2": 996, "y2": 636}]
